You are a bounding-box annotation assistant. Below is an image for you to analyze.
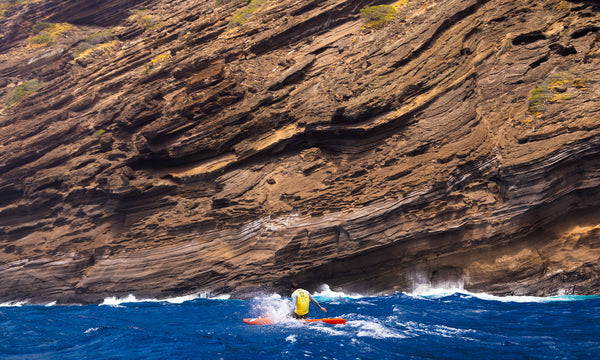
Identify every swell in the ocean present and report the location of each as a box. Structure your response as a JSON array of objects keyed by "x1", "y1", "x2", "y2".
[{"x1": 1, "y1": 285, "x2": 598, "y2": 359}]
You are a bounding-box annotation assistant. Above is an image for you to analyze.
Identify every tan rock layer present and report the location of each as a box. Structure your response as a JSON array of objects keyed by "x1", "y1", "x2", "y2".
[{"x1": 0, "y1": 0, "x2": 599, "y2": 303}]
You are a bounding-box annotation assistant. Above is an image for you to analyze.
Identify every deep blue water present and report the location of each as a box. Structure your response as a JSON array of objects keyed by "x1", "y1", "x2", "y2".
[{"x1": 1, "y1": 289, "x2": 599, "y2": 359}]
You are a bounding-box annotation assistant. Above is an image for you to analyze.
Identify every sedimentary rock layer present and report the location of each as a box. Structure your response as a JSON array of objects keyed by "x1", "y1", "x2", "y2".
[{"x1": 0, "y1": 0, "x2": 599, "y2": 303}]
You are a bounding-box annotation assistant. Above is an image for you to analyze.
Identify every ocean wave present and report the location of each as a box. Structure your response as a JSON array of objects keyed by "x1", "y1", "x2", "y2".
[
  {"x1": 313, "y1": 324, "x2": 347, "y2": 336},
  {"x1": 465, "y1": 292, "x2": 599, "y2": 303},
  {"x1": 84, "y1": 327, "x2": 100, "y2": 334},
  {"x1": 285, "y1": 334, "x2": 297, "y2": 343},
  {"x1": 250, "y1": 293, "x2": 282, "y2": 300},
  {"x1": 313, "y1": 284, "x2": 366, "y2": 300},
  {"x1": 0, "y1": 291, "x2": 231, "y2": 308},
  {"x1": 2, "y1": 285, "x2": 596, "y2": 308},
  {"x1": 404, "y1": 287, "x2": 599, "y2": 303},
  {"x1": 0, "y1": 300, "x2": 29, "y2": 307},
  {"x1": 100, "y1": 292, "x2": 230, "y2": 306},
  {"x1": 248, "y1": 284, "x2": 367, "y2": 303},
  {"x1": 349, "y1": 319, "x2": 406, "y2": 339}
]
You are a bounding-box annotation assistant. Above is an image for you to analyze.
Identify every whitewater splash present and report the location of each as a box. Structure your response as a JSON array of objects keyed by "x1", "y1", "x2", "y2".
[
  {"x1": 313, "y1": 284, "x2": 364, "y2": 300},
  {"x1": 247, "y1": 295, "x2": 294, "y2": 323},
  {"x1": 246, "y1": 284, "x2": 367, "y2": 323}
]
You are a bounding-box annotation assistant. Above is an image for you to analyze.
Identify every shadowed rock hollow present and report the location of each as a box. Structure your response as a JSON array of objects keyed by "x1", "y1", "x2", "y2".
[{"x1": 0, "y1": 0, "x2": 599, "y2": 304}]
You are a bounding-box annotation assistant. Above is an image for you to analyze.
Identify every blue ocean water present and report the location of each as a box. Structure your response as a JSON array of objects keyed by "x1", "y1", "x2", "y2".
[{"x1": 1, "y1": 288, "x2": 598, "y2": 359}]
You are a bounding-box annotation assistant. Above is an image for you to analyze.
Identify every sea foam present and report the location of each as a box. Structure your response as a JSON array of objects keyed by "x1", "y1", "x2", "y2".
[
  {"x1": 405, "y1": 287, "x2": 599, "y2": 303},
  {"x1": 99, "y1": 292, "x2": 230, "y2": 306},
  {"x1": 0, "y1": 300, "x2": 28, "y2": 307},
  {"x1": 313, "y1": 284, "x2": 365, "y2": 300}
]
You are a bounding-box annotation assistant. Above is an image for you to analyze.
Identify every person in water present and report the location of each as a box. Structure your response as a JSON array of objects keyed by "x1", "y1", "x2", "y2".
[{"x1": 290, "y1": 283, "x2": 327, "y2": 319}]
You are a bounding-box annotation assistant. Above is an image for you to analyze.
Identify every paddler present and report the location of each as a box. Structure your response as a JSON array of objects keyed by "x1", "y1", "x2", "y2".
[{"x1": 290, "y1": 283, "x2": 327, "y2": 319}]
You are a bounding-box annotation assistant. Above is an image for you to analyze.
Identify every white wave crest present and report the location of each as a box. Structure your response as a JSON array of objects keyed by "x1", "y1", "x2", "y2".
[
  {"x1": 397, "y1": 320, "x2": 475, "y2": 340},
  {"x1": 313, "y1": 284, "x2": 365, "y2": 300},
  {"x1": 466, "y1": 292, "x2": 599, "y2": 303},
  {"x1": 0, "y1": 300, "x2": 29, "y2": 307},
  {"x1": 251, "y1": 293, "x2": 282, "y2": 300},
  {"x1": 84, "y1": 327, "x2": 100, "y2": 334},
  {"x1": 405, "y1": 287, "x2": 599, "y2": 303},
  {"x1": 350, "y1": 319, "x2": 406, "y2": 339},
  {"x1": 313, "y1": 324, "x2": 347, "y2": 336},
  {"x1": 405, "y1": 288, "x2": 464, "y2": 299},
  {"x1": 248, "y1": 284, "x2": 366, "y2": 303},
  {"x1": 285, "y1": 334, "x2": 297, "y2": 343},
  {"x1": 99, "y1": 292, "x2": 229, "y2": 306}
]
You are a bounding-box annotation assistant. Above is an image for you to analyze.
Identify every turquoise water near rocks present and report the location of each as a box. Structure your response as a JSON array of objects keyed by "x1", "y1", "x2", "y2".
[{"x1": 1, "y1": 288, "x2": 598, "y2": 359}]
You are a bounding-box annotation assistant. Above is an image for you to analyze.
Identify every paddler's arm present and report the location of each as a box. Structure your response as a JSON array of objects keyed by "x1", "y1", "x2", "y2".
[
  {"x1": 308, "y1": 293, "x2": 327, "y2": 313},
  {"x1": 291, "y1": 292, "x2": 298, "y2": 314}
]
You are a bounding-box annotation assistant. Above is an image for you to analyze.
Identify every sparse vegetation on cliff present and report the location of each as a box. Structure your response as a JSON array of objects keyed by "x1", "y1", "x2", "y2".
[
  {"x1": 229, "y1": 0, "x2": 267, "y2": 27},
  {"x1": 74, "y1": 29, "x2": 118, "y2": 59},
  {"x1": 528, "y1": 72, "x2": 587, "y2": 116},
  {"x1": 0, "y1": 0, "x2": 29, "y2": 15},
  {"x1": 144, "y1": 51, "x2": 173, "y2": 74},
  {"x1": 548, "y1": 0, "x2": 569, "y2": 12},
  {"x1": 5, "y1": 78, "x2": 42, "y2": 107},
  {"x1": 131, "y1": 9, "x2": 161, "y2": 30},
  {"x1": 360, "y1": 4, "x2": 397, "y2": 30},
  {"x1": 150, "y1": 52, "x2": 172, "y2": 65},
  {"x1": 28, "y1": 22, "x2": 75, "y2": 48}
]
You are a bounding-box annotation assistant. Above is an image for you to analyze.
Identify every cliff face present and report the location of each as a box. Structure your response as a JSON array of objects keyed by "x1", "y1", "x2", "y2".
[{"x1": 0, "y1": 0, "x2": 599, "y2": 303}]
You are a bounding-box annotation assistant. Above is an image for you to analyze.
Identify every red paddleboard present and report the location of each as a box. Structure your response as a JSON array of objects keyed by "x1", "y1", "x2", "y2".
[
  {"x1": 243, "y1": 317, "x2": 346, "y2": 325},
  {"x1": 243, "y1": 317, "x2": 274, "y2": 325}
]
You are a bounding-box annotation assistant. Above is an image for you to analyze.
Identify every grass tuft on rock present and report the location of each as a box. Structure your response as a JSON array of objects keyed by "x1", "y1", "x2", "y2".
[
  {"x1": 360, "y1": 5, "x2": 397, "y2": 30},
  {"x1": 5, "y1": 78, "x2": 43, "y2": 107},
  {"x1": 28, "y1": 22, "x2": 76, "y2": 48},
  {"x1": 229, "y1": 0, "x2": 267, "y2": 27},
  {"x1": 528, "y1": 72, "x2": 582, "y2": 116}
]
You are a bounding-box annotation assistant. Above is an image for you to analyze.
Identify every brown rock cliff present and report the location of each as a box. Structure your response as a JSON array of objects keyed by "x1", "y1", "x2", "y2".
[{"x1": 0, "y1": 0, "x2": 599, "y2": 303}]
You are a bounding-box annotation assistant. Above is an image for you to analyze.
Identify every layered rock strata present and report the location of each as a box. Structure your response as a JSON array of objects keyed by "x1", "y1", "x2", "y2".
[{"x1": 0, "y1": 0, "x2": 599, "y2": 303}]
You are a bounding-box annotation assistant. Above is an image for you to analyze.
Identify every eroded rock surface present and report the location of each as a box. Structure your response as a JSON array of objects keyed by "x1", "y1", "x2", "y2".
[{"x1": 0, "y1": 0, "x2": 599, "y2": 303}]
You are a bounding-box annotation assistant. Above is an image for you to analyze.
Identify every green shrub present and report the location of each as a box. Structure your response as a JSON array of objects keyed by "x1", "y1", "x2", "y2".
[
  {"x1": 0, "y1": 0, "x2": 27, "y2": 16},
  {"x1": 131, "y1": 9, "x2": 160, "y2": 30},
  {"x1": 29, "y1": 32, "x2": 54, "y2": 46},
  {"x1": 0, "y1": 0, "x2": 27, "y2": 12},
  {"x1": 74, "y1": 29, "x2": 116, "y2": 56},
  {"x1": 28, "y1": 22, "x2": 75, "y2": 48},
  {"x1": 360, "y1": 5, "x2": 397, "y2": 30},
  {"x1": 229, "y1": 0, "x2": 267, "y2": 27},
  {"x1": 31, "y1": 22, "x2": 54, "y2": 34},
  {"x1": 86, "y1": 29, "x2": 115, "y2": 45},
  {"x1": 5, "y1": 78, "x2": 43, "y2": 107},
  {"x1": 528, "y1": 86, "x2": 552, "y2": 115},
  {"x1": 74, "y1": 42, "x2": 94, "y2": 56},
  {"x1": 528, "y1": 72, "x2": 574, "y2": 116}
]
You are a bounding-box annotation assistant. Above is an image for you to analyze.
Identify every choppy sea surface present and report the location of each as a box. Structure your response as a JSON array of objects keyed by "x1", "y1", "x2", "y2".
[{"x1": 1, "y1": 286, "x2": 598, "y2": 359}]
